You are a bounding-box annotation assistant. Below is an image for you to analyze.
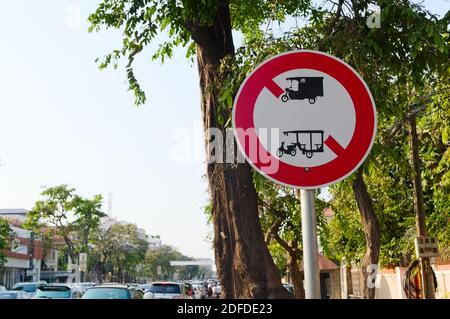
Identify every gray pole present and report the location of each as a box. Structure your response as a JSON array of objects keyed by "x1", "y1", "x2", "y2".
[{"x1": 300, "y1": 189, "x2": 321, "y2": 299}]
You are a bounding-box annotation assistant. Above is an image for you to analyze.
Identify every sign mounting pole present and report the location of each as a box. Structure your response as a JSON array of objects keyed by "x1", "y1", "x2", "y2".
[{"x1": 300, "y1": 189, "x2": 321, "y2": 299}]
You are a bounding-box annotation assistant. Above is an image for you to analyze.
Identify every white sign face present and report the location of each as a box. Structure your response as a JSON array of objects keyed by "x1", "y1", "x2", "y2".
[{"x1": 254, "y1": 69, "x2": 356, "y2": 168}]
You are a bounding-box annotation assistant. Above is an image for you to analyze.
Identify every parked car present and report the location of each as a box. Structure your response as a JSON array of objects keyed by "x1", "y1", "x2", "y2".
[
  {"x1": 33, "y1": 284, "x2": 84, "y2": 299},
  {"x1": 81, "y1": 284, "x2": 143, "y2": 299},
  {"x1": 11, "y1": 282, "x2": 47, "y2": 297},
  {"x1": 76, "y1": 282, "x2": 96, "y2": 288},
  {"x1": 148, "y1": 282, "x2": 192, "y2": 299},
  {"x1": 0, "y1": 291, "x2": 31, "y2": 299},
  {"x1": 138, "y1": 284, "x2": 152, "y2": 293},
  {"x1": 0, "y1": 285, "x2": 6, "y2": 292}
]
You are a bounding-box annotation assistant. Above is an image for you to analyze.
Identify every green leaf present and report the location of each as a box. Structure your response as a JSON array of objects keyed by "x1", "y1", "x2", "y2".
[{"x1": 442, "y1": 127, "x2": 449, "y2": 144}]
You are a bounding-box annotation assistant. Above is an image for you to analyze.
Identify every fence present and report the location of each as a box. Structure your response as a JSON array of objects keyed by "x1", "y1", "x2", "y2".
[{"x1": 342, "y1": 262, "x2": 450, "y2": 299}]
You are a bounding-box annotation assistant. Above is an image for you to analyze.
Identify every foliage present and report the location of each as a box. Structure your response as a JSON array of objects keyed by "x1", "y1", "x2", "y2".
[
  {"x1": 88, "y1": 0, "x2": 312, "y2": 105},
  {"x1": 309, "y1": 1, "x2": 450, "y2": 267},
  {"x1": 24, "y1": 185, "x2": 106, "y2": 264},
  {"x1": 88, "y1": 0, "x2": 450, "y2": 275},
  {"x1": 89, "y1": 221, "x2": 148, "y2": 282},
  {"x1": 267, "y1": 241, "x2": 288, "y2": 276},
  {"x1": 143, "y1": 245, "x2": 209, "y2": 281},
  {"x1": 221, "y1": 0, "x2": 450, "y2": 269},
  {"x1": 88, "y1": 222, "x2": 207, "y2": 282},
  {"x1": 256, "y1": 175, "x2": 328, "y2": 274},
  {"x1": 72, "y1": 194, "x2": 105, "y2": 253},
  {"x1": 421, "y1": 82, "x2": 450, "y2": 261},
  {"x1": 0, "y1": 218, "x2": 16, "y2": 267}
]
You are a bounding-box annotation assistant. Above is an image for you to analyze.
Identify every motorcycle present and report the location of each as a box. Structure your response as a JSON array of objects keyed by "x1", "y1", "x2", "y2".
[{"x1": 277, "y1": 142, "x2": 297, "y2": 157}]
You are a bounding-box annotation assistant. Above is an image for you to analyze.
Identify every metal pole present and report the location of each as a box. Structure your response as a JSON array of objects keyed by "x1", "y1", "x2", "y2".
[
  {"x1": 28, "y1": 232, "x2": 35, "y2": 281},
  {"x1": 300, "y1": 189, "x2": 321, "y2": 299}
]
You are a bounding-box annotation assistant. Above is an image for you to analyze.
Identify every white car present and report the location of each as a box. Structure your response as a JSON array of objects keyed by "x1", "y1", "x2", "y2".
[
  {"x1": 33, "y1": 284, "x2": 85, "y2": 299},
  {"x1": 11, "y1": 282, "x2": 47, "y2": 298},
  {"x1": 148, "y1": 282, "x2": 192, "y2": 299},
  {"x1": 0, "y1": 285, "x2": 6, "y2": 292},
  {"x1": 0, "y1": 291, "x2": 31, "y2": 299},
  {"x1": 138, "y1": 284, "x2": 152, "y2": 293}
]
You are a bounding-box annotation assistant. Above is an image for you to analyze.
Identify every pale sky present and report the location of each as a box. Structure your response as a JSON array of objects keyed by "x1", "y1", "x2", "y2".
[
  {"x1": 0, "y1": 0, "x2": 211, "y2": 259},
  {"x1": 0, "y1": 1, "x2": 448, "y2": 260}
]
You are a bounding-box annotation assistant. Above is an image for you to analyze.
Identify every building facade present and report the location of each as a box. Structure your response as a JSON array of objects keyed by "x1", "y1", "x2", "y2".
[{"x1": 0, "y1": 209, "x2": 43, "y2": 289}]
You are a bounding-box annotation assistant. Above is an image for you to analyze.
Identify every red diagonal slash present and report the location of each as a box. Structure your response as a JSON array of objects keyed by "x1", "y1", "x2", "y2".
[
  {"x1": 325, "y1": 135, "x2": 346, "y2": 157},
  {"x1": 265, "y1": 80, "x2": 285, "y2": 98}
]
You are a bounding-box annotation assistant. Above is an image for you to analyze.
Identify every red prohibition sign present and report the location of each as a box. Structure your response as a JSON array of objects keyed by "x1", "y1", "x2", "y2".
[{"x1": 232, "y1": 50, "x2": 377, "y2": 189}]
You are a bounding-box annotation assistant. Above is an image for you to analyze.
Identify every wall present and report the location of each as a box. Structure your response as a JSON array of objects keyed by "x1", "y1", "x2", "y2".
[
  {"x1": 329, "y1": 269, "x2": 342, "y2": 299},
  {"x1": 433, "y1": 264, "x2": 450, "y2": 299},
  {"x1": 373, "y1": 265, "x2": 450, "y2": 299}
]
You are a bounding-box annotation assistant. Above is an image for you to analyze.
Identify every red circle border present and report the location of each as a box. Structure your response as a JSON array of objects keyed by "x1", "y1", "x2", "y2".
[{"x1": 232, "y1": 50, "x2": 376, "y2": 189}]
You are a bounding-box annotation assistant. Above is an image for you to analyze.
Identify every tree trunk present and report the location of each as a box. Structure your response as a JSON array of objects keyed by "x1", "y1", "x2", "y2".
[
  {"x1": 285, "y1": 243, "x2": 305, "y2": 299},
  {"x1": 352, "y1": 169, "x2": 380, "y2": 299},
  {"x1": 407, "y1": 115, "x2": 435, "y2": 299},
  {"x1": 63, "y1": 235, "x2": 77, "y2": 267},
  {"x1": 187, "y1": 0, "x2": 290, "y2": 298}
]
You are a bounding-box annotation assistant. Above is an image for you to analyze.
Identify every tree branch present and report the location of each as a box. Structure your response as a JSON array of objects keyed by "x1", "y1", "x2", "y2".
[
  {"x1": 273, "y1": 234, "x2": 300, "y2": 259},
  {"x1": 383, "y1": 91, "x2": 447, "y2": 144},
  {"x1": 265, "y1": 218, "x2": 282, "y2": 245}
]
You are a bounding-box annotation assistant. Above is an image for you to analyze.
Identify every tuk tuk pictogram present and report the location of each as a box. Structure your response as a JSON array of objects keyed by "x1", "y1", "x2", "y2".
[
  {"x1": 277, "y1": 130, "x2": 325, "y2": 159},
  {"x1": 281, "y1": 77, "x2": 324, "y2": 104}
]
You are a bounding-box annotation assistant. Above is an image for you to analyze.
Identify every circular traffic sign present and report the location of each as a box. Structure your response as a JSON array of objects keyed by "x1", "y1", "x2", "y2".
[{"x1": 232, "y1": 50, "x2": 377, "y2": 189}]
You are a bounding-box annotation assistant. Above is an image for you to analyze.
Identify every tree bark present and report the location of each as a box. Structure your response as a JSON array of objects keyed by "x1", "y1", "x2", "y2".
[
  {"x1": 187, "y1": 0, "x2": 291, "y2": 298},
  {"x1": 286, "y1": 252, "x2": 305, "y2": 299},
  {"x1": 63, "y1": 235, "x2": 77, "y2": 267},
  {"x1": 274, "y1": 236, "x2": 305, "y2": 299},
  {"x1": 352, "y1": 169, "x2": 380, "y2": 299},
  {"x1": 407, "y1": 115, "x2": 435, "y2": 299}
]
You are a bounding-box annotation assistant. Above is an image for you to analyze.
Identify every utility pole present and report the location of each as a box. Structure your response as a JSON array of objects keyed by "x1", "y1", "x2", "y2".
[
  {"x1": 28, "y1": 232, "x2": 35, "y2": 281},
  {"x1": 407, "y1": 114, "x2": 435, "y2": 299}
]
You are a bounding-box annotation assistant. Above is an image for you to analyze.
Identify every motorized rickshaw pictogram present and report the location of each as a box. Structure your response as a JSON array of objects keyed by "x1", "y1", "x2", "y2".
[
  {"x1": 277, "y1": 130, "x2": 325, "y2": 159},
  {"x1": 280, "y1": 77, "x2": 324, "y2": 104}
]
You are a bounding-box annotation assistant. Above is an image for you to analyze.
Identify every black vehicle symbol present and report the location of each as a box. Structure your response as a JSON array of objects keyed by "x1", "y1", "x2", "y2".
[
  {"x1": 277, "y1": 130, "x2": 324, "y2": 159},
  {"x1": 280, "y1": 77, "x2": 324, "y2": 104},
  {"x1": 277, "y1": 142, "x2": 298, "y2": 157}
]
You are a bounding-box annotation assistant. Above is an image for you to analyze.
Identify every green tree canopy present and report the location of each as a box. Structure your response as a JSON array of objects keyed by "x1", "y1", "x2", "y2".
[
  {"x1": 0, "y1": 218, "x2": 16, "y2": 267},
  {"x1": 24, "y1": 185, "x2": 106, "y2": 265},
  {"x1": 88, "y1": 0, "x2": 312, "y2": 105},
  {"x1": 143, "y1": 245, "x2": 208, "y2": 281},
  {"x1": 88, "y1": 0, "x2": 449, "y2": 298},
  {"x1": 89, "y1": 221, "x2": 148, "y2": 282}
]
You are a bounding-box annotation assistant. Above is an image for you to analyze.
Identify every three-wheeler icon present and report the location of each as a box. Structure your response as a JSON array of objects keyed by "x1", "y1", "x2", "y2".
[
  {"x1": 280, "y1": 77, "x2": 324, "y2": 104},
  {"x1": 277, "y1": 130, "x2": 325, "y2": 159}
]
